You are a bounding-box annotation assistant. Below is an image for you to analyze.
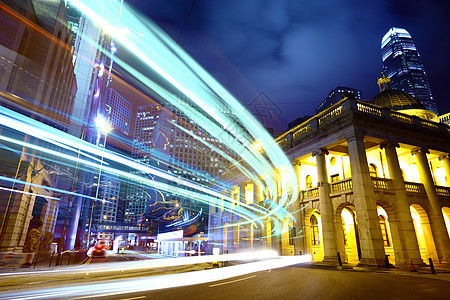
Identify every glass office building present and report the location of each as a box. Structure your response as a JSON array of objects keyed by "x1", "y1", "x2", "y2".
[{"x1": 381, "y1": 27, "x2": 438, "y2": 114}]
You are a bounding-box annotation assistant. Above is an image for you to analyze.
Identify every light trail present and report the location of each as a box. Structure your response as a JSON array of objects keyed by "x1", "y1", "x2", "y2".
[
  {"x1": 0, "y1": 106, "x2": 267, "y2": 224},
  {"x1": 0, "y1": 250, "x2": 280, "y2": 277},
  {"x1": 0, "y1": 0, "x2": 300, "y2": 239},
  {"x1": 0, "y1": 255, "x2": 312, "y2": 299},
  {"x1": 65, "y1": 0, "x2": 299, "y2": 235}
]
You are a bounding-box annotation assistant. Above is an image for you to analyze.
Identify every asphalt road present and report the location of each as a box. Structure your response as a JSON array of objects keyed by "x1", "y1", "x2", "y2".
[
  {"x1": 2, "y1": 257, "x2": 450, "y2": 300},
  {"x1": 91, "y1": 266, "x2": 450, "y2": 300}
]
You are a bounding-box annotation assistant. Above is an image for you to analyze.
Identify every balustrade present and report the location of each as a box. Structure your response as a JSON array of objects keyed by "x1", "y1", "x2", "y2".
[
  {"x1": 292, "y1": 124, "x2": 311, "y2": 139},
  {"x1": 301, "y1": 188, "x2": 319, "y2": 199},
  {"x1": 318, "y1": 105, "x2": 343, "y2": 125},
  {"x1": 404, "y1": 182, "x2": 425, "y2": 194},
  {"x1": 420, "y1": 120, "x2": 439, "y2": 130},
  {"x1": 435, "y1": 186, "x2": 450, "y2": 197},
  {"x1": 277, "y1": 138, "x2": 287, "y2": 146},
  {"x1": 372, "y1": 177, "x2": 390, "y2": 190},
  {"x1": 298, "y1": 177, "x2": 439, "y2": 199},
  {"x1": 331, "y1": 178, "x2": 352, "y2": 192},
  {"x1": 356, "y1": 103, "x2": 381, "y2": 116},
  {"x1": 390, "y1": 111, "x2": 413, "y2": 124}
]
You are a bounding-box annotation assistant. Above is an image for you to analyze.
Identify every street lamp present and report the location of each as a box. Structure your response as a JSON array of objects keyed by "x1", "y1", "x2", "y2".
[
  {"x1": 253, "y1": 142, "x2": 263, "y2": 152},
  {"x1": 86, "y1": 115, "x2": 111, "y2": 248}
]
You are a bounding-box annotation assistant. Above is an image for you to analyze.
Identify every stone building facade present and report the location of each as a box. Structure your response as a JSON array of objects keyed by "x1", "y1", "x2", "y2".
[{"x1": 209, "y1": 79, "x2": 450, "y2": 268}]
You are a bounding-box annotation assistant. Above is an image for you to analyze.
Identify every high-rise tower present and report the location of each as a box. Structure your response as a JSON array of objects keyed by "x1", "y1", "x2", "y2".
[{"x1": 381, "y1": 27, "x2": 438, "y2": 114}]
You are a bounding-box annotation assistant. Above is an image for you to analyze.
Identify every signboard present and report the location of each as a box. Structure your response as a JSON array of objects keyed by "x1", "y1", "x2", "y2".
[{"x1": 0, "y1": 253, "x2": 35, "y2": 268}]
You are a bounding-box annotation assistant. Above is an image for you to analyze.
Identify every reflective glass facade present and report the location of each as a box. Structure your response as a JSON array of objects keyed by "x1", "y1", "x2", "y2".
[{"x1": 381, "y1": 27, "x2": 438, "y2": 114}]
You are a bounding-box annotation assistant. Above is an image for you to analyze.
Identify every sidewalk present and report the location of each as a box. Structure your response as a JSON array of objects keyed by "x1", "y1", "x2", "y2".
[
  {"x1": 301, "y1": 260, "x2": 450, "y2": 282},
  {"x1": 1, "y1": 251, "x2": 92, "y2": 273}
]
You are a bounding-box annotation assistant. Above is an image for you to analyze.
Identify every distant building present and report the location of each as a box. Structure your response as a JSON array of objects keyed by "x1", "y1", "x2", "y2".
[
  {"x1": 92, "y1": 175, "x2": 120, "y2": 224},
  {"x1": 0, "y1": 0, "x2": 76, "y2": 252},
  {"x1": 316, "y1": 86, "x2": 361, "y2": 114},
  {"x1": 124, "y1": 99, "x2": 238, "y2": 236},
  {"x1": 381, "y1": 27, "x2": 438, "y2": 114},
  {"x1": 65, "y1": 0, "x2": 123, "y2": 249},
  {"x1": 124, "y1": 104, "x2": 165, "y2": 224},
  {"x1": 106, "y1": 88, "x2": 132, "y2": 136}
]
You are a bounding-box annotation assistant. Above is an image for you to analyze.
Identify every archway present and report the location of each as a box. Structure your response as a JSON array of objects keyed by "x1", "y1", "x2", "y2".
[
  {"x1": 410, "y1": 204, "x2": 438, "y2": 262},
  {"x1": 442, "y1": 207, "x2": 450, "y2": 239},
  {"x1": 377, "y1": 206, "x2": 395, "y2": 265},
  {"x1": 304, "y1": 210, "x2": 324, "y2": 261},
  {"x1": 340, "y1": 207, "x2": 360, "y2": 263},
  {"x1": 280, "y1": 216, "x2": 295, "y2": 255}
]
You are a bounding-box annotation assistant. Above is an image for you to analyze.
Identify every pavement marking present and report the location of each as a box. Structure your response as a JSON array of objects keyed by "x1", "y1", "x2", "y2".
[
  {"x1": 82, "y1": 257, "x2": 92, "y2": 265},
  {"x1": 120, "y1": 296, "x2": 146, "y2": 300},
  {"x1": 209, "y1": 275, "x2": 256, "y2": 287}
]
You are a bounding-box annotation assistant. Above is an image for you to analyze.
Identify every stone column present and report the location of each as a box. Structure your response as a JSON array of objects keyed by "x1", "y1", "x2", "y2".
[
  {"x1": 240, "y1": 182, "x2": 248, "y2": 205},
  {"x1": 292, "y1": 162, "x2": 306, "y2": 255},
  {"x1": 381, "y1": 142, "x2": 423, "y2": 266},
  {"x1": 439, "y1": 155, "x2": 450, "y2": 187},
  {"x1": 412, "y1": 148, "x2": 450, "y2": 262},
  {"x1": 346, "y1": 133, "x2": 386, "y2": 267},
  {"x1": 313, "y1": 149, "x2": 338, "y2": 262},
  {"x1": 254, "y1": 182, "x2": 262, "y2": 203}
]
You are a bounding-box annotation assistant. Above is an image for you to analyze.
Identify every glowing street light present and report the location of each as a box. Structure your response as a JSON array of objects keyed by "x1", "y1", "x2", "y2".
[
  {"x1": 253, "y1": 142, "x2": 262, "y2": 152},
  {"x1": 86, "y1": 115, "x2": 111, "y2": 248},
  {"x1": 95, "y1": 115, "x2": 111, "y2": 134}
]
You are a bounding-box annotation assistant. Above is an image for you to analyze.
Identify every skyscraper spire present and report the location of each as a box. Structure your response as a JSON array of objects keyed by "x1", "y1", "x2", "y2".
[{"x1": 381, "y1": 27, "x2": 438, "y2": 114}]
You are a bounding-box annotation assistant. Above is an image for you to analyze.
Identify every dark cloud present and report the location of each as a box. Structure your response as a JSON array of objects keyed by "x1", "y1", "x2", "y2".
[{"x1": 130, "y1": 0, "x2": 450, "y2": 128}]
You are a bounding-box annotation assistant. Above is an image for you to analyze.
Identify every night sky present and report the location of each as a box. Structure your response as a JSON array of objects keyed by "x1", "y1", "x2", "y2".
[{"x1": 127, "y1": 0, "x2": 450, "y2": 129}]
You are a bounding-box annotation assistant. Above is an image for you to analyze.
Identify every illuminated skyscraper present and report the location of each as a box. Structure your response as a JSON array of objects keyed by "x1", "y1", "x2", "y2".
[
  {"x1": 106, "y1": 88, "x2": 132, "y2": 136},
  {"x1": 381, "y1": 27, "x2": 438, "y2": 114},
  {"x1": 316, "y1": 86, "x2": 361, "y2": 114}
]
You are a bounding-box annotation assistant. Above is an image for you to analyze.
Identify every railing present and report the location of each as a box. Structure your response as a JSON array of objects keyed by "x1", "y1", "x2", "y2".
[
  {"x1": 331, "y1": 178, "x2": 352, "y2": 192},
  {"x1": 277, "y1": 138, "x2": 287, "y2": 146},
  {"x1": 318, "y1": 105, "x2": 343, "y2": 125},
  {"x1": 276, "y1": 98, "x2": 450, "y2": 148},
  {"x1": 436, "y1": 186, "x2": 450, "y2": 197},
  {"x1": 372, "y1": 177, "x2": 391, "y2": 190},
  {"x1": 357, "y1": 102, "x2": 382, "y2": 116},
  {"x1": 390, "y1": 111, "x2": 413, "y2": 124},
  {"x1": 420, "y1": 120, "x2": 439, "y2": 130},
  {"x1": 438, "y1": 112, "x2": 450, "y2": 124},
  {"x1": 292, "y1": 124, "x2": 311, "y2": 139},
  {"x1": 302, "y1": 188, "x2": 319, "y2": 199},
  {"x1": 405, "y1": 182, "x2": 426, "y2": 194}
]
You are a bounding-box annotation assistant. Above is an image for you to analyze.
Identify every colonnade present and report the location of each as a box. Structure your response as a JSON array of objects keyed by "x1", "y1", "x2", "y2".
[
  {"x1": 210, "y1": 133, "x2": 450, "y2": 267},
  {"x1": 307, "y1": 134, "x2": 450, "y2": 266}
]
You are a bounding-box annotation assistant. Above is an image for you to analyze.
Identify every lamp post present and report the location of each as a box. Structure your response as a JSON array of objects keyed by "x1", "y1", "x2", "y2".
[
  {"x1": 56, "y1": 127, "x2": 86, "y2": 265},
  {"x1": 86, "y1": 115, "x2": 111, "y2": 248}
]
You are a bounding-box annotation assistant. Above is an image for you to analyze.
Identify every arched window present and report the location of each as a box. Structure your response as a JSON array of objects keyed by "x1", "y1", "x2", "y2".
[
  {"x1": 379, "y1": 215, "x2": 390, "y2": 247},
  {"x1": 310, "y1": 215, "x2": 320, "y2": 245},
  {"x1": 369, "y1": 163, "x2": 378, "y2": 177},
  {"x1": 305, "y1": 175, "x2": 313, "y2": 189}
]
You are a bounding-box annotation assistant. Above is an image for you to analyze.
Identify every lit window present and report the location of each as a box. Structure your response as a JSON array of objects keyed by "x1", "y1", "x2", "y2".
[
  {"x1": 369, "y1": 164, "x2": 378, "y2": 177},
  {"x1": 379, "y1": 215, "x2": 390, "y2": 246},
  {"x1": 311, "y1": 215, "x2": 320, "y2": 245},
  {"x1": 305, "y1": 175, "x2": 313, "y2": 189}
]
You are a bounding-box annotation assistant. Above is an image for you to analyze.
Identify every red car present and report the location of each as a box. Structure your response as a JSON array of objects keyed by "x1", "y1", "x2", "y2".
[{"x1": 91, "y1": 241, "x2": 107, "y2": 257}]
